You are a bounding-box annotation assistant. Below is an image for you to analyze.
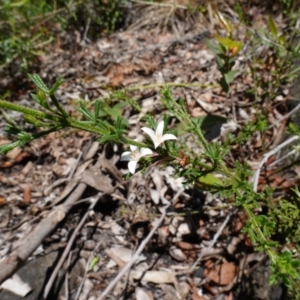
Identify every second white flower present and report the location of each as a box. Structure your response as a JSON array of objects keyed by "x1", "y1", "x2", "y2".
[{"x1": 120, "y1": 145, "x2": 153, "y2": 174}]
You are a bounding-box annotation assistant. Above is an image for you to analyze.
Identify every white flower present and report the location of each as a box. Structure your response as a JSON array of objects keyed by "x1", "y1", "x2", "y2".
[
  {"x1": 142, "y1": 120, "x2": 177, "y2": 149},
  {"x1": 120, "y1": 145, "x2": 153, "y2": 174}
]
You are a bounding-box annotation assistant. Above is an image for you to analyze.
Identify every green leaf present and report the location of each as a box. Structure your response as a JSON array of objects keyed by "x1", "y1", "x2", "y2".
[
  {"x1": 75, "y1": 102, "x2": 93, "y2": 120},
  {"x1": 224, "y1": 70, "x2": 239, "y2": 85},
  {"x1": 49, "y1": 77, "x2": 64, "y2": 95},
  {"x1": 268, "y1": 15, "x2": 278, "y2": 37},
  {"x1": 219, "y1": 76, "x2": 230, "y2": 93},
  {"x1": 216, "y1": 56, "x2": 224, "y2": 68},
  {"x1": 277, "y1": 35, "x2": 286, "y2": 46},
  {"x1": 0, "y1": 141, "x2": 23, "y2": 154},
  {"x1": 115, "y1": 116, "x2": 127, "y2": 132},
  {"x1": 107, "y1": 106, "x2": 122, "y2": 120},
  {"x1": 89, "y1": 256, "x2": 100, "y2": 271},
  {"x1": 24, "y1": 115, "x2": 51, "y2": 127},
  {"x1": 214, "y1": 36, "x2": 242, "y2": 51},
  {"x1": 49, "y1": 94, "x2": 68, "y2": 118},
  {"x1": 195, "y1": 173, "x2": 223, "y2": 190},
  {"x1": 31, "y1": 93, "x2": 50, "y2": 109},
  {"x1": 94, "y1": 99, "x2": 100, "y2": 120},
  {"x1": 5, "y1": 124, "x2": 23, "y2": 135},
  {"x1": 179, "y1": 115, "x2": 227, "y2": 137},
  {"x1": 17, "y1": 131, "x2": 34, "y2": 142},
  {"x1": 205, "y1": 38, "x2": 223, "y2": 55},
  {"x1": 113, "y1": 101, "x2": 127, "y2": 110},
  {"x1": 98, "y1": 134, "x2": 118, "y2": 144},
  {"x1": 28, "y1": 74, "x2": 49, "y2": 94}
]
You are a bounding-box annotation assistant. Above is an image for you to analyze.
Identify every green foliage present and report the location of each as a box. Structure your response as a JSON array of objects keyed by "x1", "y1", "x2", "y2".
[
  {"x1": 0, "y1": 0, "x2": 124, "y2": 72},
  {"x1": 205, "y1": 36, "x2": 241, "y2": 93},
  {"x1": 271, "y1": 251, "x2": 300, "y2": 286},
  {"x1": 0, "y1": 0, "x2": 58, "y2": 70},
  {"x1": 247, "y1": 14, "x2": 295, "y2": 105},
  {"x1": 74, "y1": 0, "x2": 124, "y2": 36},
  {"x1": 278, "y1": 0, "x2": 295, "y2": 15}
]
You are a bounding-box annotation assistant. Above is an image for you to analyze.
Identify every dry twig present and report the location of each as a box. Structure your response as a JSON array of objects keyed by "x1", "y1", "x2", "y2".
[
  {"x1": 189, "y1": 209, "x2": 234, "y2": 273},
  {"x1": 252, "y1": 135, "x2": 299, "y2": 192}
]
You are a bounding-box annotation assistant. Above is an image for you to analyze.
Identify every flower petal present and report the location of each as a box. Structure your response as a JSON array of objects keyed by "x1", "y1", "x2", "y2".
[
  {"x1": 141, "y1": 127, "x2": 155, "y2": 140},
  {"x1": 156, "y1": 120, "x2": 164, "y2": 135},
  {"x1": 129, "y1": 144, "x2": 138, "y2": 152},
  {"x1": 153, "y1": 140, "x2": 162, "y2": 149},
  {"x1": 140, "y1": 148, "x2": 153, "y2": 157},
  {"x1": 120, "y1": 151, "x2": 132, "y2": 161},
  {"x1": 128, "y1": 160, "x2": 138, "y2": 174},
  {"x1": 162, "y1": 134, "x2": 177, "y2": 142}
]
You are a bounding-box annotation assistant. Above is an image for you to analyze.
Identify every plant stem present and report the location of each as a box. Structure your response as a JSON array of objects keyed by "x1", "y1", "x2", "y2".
[
  {"x1": 118, "y1": 136, "x2": 150, "y2": 149},
  {"x1": 49, "y1": 95, "x2": 68, "y2": 118},
  {"x1": 0, "y1": 99, "x2": 61, "y2": 121}
]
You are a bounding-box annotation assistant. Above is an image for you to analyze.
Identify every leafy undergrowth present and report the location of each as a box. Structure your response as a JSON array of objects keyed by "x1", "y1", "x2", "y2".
[
  {"x1": 0, "y1": 0, "x2": 125, "y2": 73},
  {"x1": 1, "y1": 1, "x2": 300, "y2": 299}
]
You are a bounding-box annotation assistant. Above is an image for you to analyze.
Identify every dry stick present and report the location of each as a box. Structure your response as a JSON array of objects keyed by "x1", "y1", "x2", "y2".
[
  {"x1": 269, "y1": 149, "x2": 297, "y2": 168},
  {"x1": 68, "y1": 151, "x2": 83, "y2": 180},
  {"x1": 131, "y1": 0, "x2": 187, "y2": 9},
  {"x1": 74, "y1": 240, "x2": 103, "y2": 300},
  {"x1": 97, "y1": 188, "x2": 185, "y2": 300},
  {"x1": 81, "y1": 17, "x2": 91, "y2": 44},
  {"x1": 268, "y1": 102, "x2": 300, "y2": 129},
  {"x1": 252, "y1": 135, "x2": 299, "y2": 192},
  {"x1": 0, "y1": 142, "x2": 99, "y2": 285},
  {"x1": 43, "y1": 194, "x2": 102, "y2": 299},
  {"x1": 65, "y1": 251, "x2": 73, "y2": 300},
  {"x1": 189, "y1": 210, "x2": 233, "y2": 273}
]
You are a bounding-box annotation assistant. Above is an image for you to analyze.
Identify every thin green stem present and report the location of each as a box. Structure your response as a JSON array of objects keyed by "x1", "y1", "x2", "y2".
[
  {"x1": 243, "y1": 203, "x2": 276, "y2": 263},
  {"x1": 65, "y1": 118, "x2": 110, "y2": 135},
  {"x1": 49, "y1": 94, "x2": 68, "y2": 118},
  {"x1": 0, "y1": 99, "x2": 112, "y2": 136},
  {"x1": 193, "y1": 125, "x2": 209, "y2": 149},
  {"x1": 0, "y1": 99, "x2": 62, "y2": 122},
  {"x1": 118, "y1": 136, "x2": 150, "y2": 149},
  {"x1": 32, "y1": 125, "x2": 64, "y2": 139}
]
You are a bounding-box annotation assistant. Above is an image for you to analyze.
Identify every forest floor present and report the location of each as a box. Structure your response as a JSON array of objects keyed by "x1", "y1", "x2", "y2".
[{"x1": 0, "y1": 1, "x2": 299, "y2": 300}]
